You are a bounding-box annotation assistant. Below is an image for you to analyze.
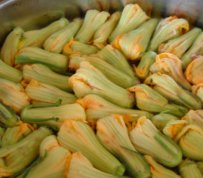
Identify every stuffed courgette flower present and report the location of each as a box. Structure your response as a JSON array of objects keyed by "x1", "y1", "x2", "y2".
[
  {"x1": 93, "y1": 12, "x2": 121, "y2": 48},
  {"x1": 185, "y1": 55, "x2": 203, "y2": 85},
  {"x1": 0, "y1": 27, "x2": 23, "y2": 66},
  {"x1": 113, "y1": 18, "x2": 158, "y2": 61},
  {"x1": 97, "y1": 45, "x2": 135, "y2": 78},
  {"x1": 129, "y1": 84, "x2": 188, "y2": 117},
  {"x1": 144, "y1": 155, "x2": 181, "y2": 178},
  {"x1": 19, "y1": 135, "x2": 71, "y2": 178},
  {"x1": 97, "y1": 115, "x2": 151, "y2": 178},
  {"x1": 68, "y1": 55, "x2": 139, "y2": 88},
  {"x1": 1, "y1": 123, "x2": 33, "y2": 147},
  {"x1": 130, "y1": 117, "x2": 182, "y2": 167},
  {"x1": 21, "y1": 102, "x2": 86, "y2": 129},
  {"x1": 163, "y1": 120, "x2": 203, "y2": 161},
  {"x1": 66, "y1": 152, "x2": 129, "y2": 178},
  {"x1": 182, "y1": 32, "x2": 203, "y2": 68},
  {"x1": 0, "y1": 127, "x2": 52, "y2": 177},
  {"x1": 145, "y1": 73, "x2": 202, "y2": 109},
  {"x1": 16, "y1": 47, "x2": 68, "y2": 73},
  {"x1": 77, "y1": 94, "x2": 153, "y2": 122},
  {"x1": 57, "y1": 120, "x2": 125, "y2": 175},
  {"x1": 43, "y1": 18, "x2": 82, "y2": 53},
  {"x1": 0, "y1": 60, "x2": 22, "y2": 83},
  {"x1": 0, "y1": 78, "x2": 30, "y2": 112},
  {"x1": 158, "y1": 28, "x2": 201, "y2": 58},
  {"x1": 177, "y1": 125, "x2": 203, "y2": 161},
  {"x1": 149, "y1": 16, "x2": 189, "y2": 51},
  {"x1": 25, "y1": 80, "x2": 76, "y2": 104},
  {"x1": 23, "y1": 64, "x2": 71, "y2": 91},
  {"x1": 150, "y1": 53, "x2": 191, "y2": 90},
  {"x1": 69, "y1": 61, "x2": 135, "y2": 108},
  {"x1": 83, "y1": 56, "x2": 138, "y2": 88},
  {"x1": 179, "y1": 159, "x2": 203, "y2": 178},
  {"x1": 19, "y1": 18, "x2": 69, "y2": 48},
  {"x1": 67, "y1": 54, "x2": 136, "y2": 88},
  {"x1": 109, "y1": 4, "x2": 149, "y2": 42},
  {"x1": 75, "y1": 9, "x2": 110, "y2": 43}
]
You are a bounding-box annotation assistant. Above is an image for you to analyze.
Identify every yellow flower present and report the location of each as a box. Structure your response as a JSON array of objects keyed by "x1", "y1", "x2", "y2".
[
  {"x1": 149, "y1": 16, "x2": 189, "y2": 51},
  {"x1": 113, "y1": 19, "x2": 158, "y2": 61},
  {"x1": 185, "y1": 55, "x2": 203, "y2": 85}
]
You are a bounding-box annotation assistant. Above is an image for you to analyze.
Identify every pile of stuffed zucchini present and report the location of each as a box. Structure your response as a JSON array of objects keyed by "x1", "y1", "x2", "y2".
[{"x1": 0, "y1": 3, "x2": 203, "y2": 178}]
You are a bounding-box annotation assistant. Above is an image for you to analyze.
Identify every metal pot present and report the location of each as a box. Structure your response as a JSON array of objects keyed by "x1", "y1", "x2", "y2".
[{"x1": 0, "y1": 0, "x2": 203, "y2": 44}]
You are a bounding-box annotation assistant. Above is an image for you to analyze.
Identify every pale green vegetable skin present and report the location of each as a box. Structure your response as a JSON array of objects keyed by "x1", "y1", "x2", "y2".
[
  {"x1": 0, "y1": 27, "x2": 24, "y2": 66},
  {"x1": 20, "y1": 135, "x2": 71, "y2": 178},
  {"x1": 97, "y1": 115, "x2": 151, "y2": 178},
  {"x1": 25, "y1": 81, "x2": 76, "y2": 104},
  {"x1": 22, "y1": 64, "x2": 72, "y2": 91},
  {"x1": 179, "y1": 159, "x2": 203, "y2": 178},
  {"x1": 130, "y1": 117, "x2": 182, "y2": 167},
  {"x1": 67, "y1": 152, "x2": 129, "y2": 178},
  {"x1": 57, "y1": 120, "x2": 125, "y2": 175},
  {"x1": 1, "y1": 123, "x2": 32, "y2": 147},
  {"x1": 0, "y1": 60, "x2": 22, "y2": 82},
  {"x1": 15, "y1": 47, "x2": 68, "y2": 73},
  {"x1": 0, "y1": 103, "x2": 20, "y2": 127},
  {"x1": 43, "y1": 18, "x2": 83, "y2": 53},
  {"x1": 77, "y1": 94, "x2": 153, "y2": 121},
  {"x1": 69, "y1": 61, "x2": 134, "y2": 108},
  {"x1": 21, "y1": 103, "x2": 86, "y2": 128},
  {"x1": 0, "y1": 127, "x2": 52, "y2": 177}
]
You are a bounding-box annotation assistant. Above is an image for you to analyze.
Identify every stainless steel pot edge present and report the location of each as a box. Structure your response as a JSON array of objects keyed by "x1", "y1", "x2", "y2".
[{"x1": 0, "y1": 0, "x2": 203, "y2": 43}]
